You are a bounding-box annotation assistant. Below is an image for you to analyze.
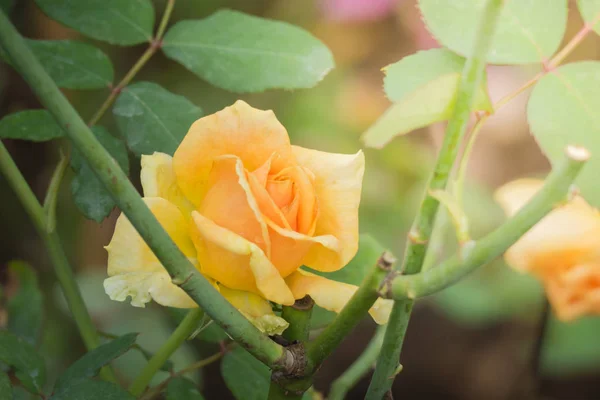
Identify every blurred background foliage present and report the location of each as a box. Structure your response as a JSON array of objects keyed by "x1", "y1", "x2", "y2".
[{"x1": 1, "y1": 0, "x2": 600, "y2": 399}]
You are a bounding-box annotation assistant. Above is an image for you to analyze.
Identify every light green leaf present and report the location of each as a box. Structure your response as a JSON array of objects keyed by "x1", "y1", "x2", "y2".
[
  {"x1": 577, "y1": 0, "x2": 600, "y2": 36},
  {"x1": 162, "y1": 10, "x2": 335, "y2": 92},
  {"x1": 419, "y1": 0, "x2": 568, "y2": 64},
  {"x1": 50, "y1": 380, "x2": 135, "y2": 400},
  {"x1": 0, "y1": 110, "x2": 63, "y2": 141},
  {"x1": 0, "y1": 371, "x2": 11, "y2": 400},
  {"x1": 33, "y1": 0, "x2": 154, "y2": 46},
  {"x1": 7, "y1": 261, "x2": 43, "y2": 345},
  {"x1": 362, "y1": 49, "x2": 492, "y2": 148},
  {"x1": 113, "y1": 82, "x2": 203, "y2": 156},
  {"x1": 71, "y1": 126, "x2": 130, "y2": 222},
  {"x1": 221, "y1": 347, "x2": 269, "y2": 400},
  {"x1": 527, "y1": 61, "x2": 600, "y2": 206},
  {"x1": 0, "y1": 330, "x2": 46, "y2": 394},
  {"x1": 54, "y1": 333, "x2": 137, "y2": 392},
  {"x1": 166, "y1": 377, "x2": 205, "y2": 400}
]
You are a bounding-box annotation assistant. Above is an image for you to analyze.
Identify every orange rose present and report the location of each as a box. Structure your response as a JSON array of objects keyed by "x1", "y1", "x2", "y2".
[
  {"x1": 495, "y1": 179, "x2": 600, "y2": 321},
  {"x1": 104, "y1": 101, "x2": 391, "y2": 333}
]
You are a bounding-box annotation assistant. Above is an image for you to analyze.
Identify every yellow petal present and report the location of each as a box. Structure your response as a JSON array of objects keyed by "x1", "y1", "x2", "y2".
[
  {"x1": 292, "y1": 146, "x2": 365, "y2": 272},
  {"x1": 285, "y1": 270, "x2": 393, "y2": 324},
  {"x1": 140, "y1": 152, "x2": 195, "y2": 216},
  {"x1": 104, "y1": 197, "x2": 197, "y2": 308},
  {"x1": 190, "y1": 211, "x2": 295, "y2": 305},
  {"x1": 495, "y1": 179, "x2": 600, "y2": 274},
  {"x1": 173, "y1": 100, "x2": 294, "y2": 207},
  {"x1": 219, "y1": 285, "x2": 289, "y2": 335}
]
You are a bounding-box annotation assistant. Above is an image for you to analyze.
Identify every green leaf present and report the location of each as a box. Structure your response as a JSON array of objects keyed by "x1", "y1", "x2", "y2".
[
  {"x1": 0, "y1": 330, "x2": 46, "y2": 394},
  {"x1": 577, "y1": 0, "x2": 600, "y2": 37},
  {"x1": 221, "y1": 347, "x2": 269, "y2": 400},
  {"x1": 54, "y1": 333, "x2": 137, "y2": 392},
  {"x1": 362, "y1": 49, "x2": 492, "y2": 148},
  {"x1": 418, "y1": 0, "x2": 568, "y2": 64},
  {"x1": 166, "y1": 377, "x2": 205, "y2": 400},
  {"x1": 0, "y1": 110, "x2": 63, "y2": 141},
  {"x1": 33, "y1": 0, "x2": 154, "y2": 46},
  {"x1": 71, "y1": 126, "x2": 130, "y2": 222},
  {"x1": 543, "y1": 316, "x2": 600, "y2": 376},
  {"x1": 0, "y1": 0, "x2": 13, "y2": 13},
  {"x1": 7, "y1": 261, "x2": 43, "y2": 345},
  {"x1": 527, "y1": 61, "x2": 600, "y2": 206},
  {"x1": 50, "y1": 379, "x2": 135, "y2": 400},
  {"x1": 0, "y1": 371, "x2": 12, "y2": 400},
  {"x1": 162, "y1": 10, "x2": 334, "y2": 92},
  {"x1": 113, "y1": 82, "x2": 203, "y2": 156}
]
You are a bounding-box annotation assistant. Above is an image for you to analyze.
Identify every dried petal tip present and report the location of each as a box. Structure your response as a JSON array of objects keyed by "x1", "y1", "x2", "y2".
[
  {"x1": 378, "y1": 251, "x2": 397, "y2": 270},
  {"x1": 566, "y1": 145, "x2": 590, "y2": 162}
]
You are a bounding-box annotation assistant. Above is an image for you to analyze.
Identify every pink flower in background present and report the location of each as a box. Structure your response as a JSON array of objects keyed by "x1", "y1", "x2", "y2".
[{"x1": 321, "y1": 0, "x2": 398, "y2": 22}]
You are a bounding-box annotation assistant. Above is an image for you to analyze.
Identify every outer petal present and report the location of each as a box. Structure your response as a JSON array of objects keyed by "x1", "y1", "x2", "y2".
[
  {"x1": 140, "y1": 152, "x2": 195, "y2": 216},
  {"x1": 104, "y1": 197, "x2": 197, "y2": 308},
  {"x1": 190, "y1": 211, "x2": 295, "y2": 306},
  {"x1": 292, "y1": 146, "x2": 365, "y2": 272},
  {"x1": 219, "y1": 286, "x2": 289, "y2": 335},
  {"x1": 543, "y1": 263, "x2": 600, "y2": 321},
  {"x1": 495, "y1": 179, "x2": 600, "y2": 274},
  {"x1": 285, "y1": 270, "x2": 392, "y2": 324},
  {"x1": 173, "y1": 100, "x2": 295, "y2": 207}
]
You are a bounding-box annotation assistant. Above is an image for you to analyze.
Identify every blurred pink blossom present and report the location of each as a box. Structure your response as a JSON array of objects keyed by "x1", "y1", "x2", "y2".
[{"x1": 320, "y1": 0, "x2": 399, "y2": 22}]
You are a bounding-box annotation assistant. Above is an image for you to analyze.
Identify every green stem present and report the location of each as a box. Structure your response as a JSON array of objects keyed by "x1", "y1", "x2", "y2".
[
  {"x1": 387, "y1": 147, "x2": 588, "y2": 300},
  {"x1": 366, "y1": 1, "x2": 503, "y2": 398},
  {"x1": 0, "y1": 141, "x2": 117, "y2": 382},
  {"x1": 328, "y1": 325, "x2": 386, "y2": 400},
  {"x1": 155, "y1": 0, "x2": 176, "y2": 40},
  {"x1": 0, "y1": 9, "x2": 289, "y2": 371},
  {"x1": 42, "y1": 149, "x2": 68, "y2": 233},
  {"x1": 129, "y1": 308, "x2": 204, "y2": 397}
]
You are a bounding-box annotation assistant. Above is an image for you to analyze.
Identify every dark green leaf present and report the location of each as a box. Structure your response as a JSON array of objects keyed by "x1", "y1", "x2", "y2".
[
  {"x1": 166, "y1": 377, "x2": 205, "y2": 400},
  {"x1": 0, "y1": 371, "x2": 11, "y2": 400},
  {"x1": 7, "y1": 261, "x2": 43, "y2": 345},
  {"x1": 0, "y1": 0, "x2": 13, "y2": 13},
  {"x1": 0, "y1": 110, "x2": 63, "y2": 141},
  {"x1": 113, "y1": 82, "x2": 203, "y2": 156},
  {"x1": 55, "y1": 333, "x2": 137, "y2": 392},
  {"x1": 71, "y1": 126, "x2": 130, "y2": 222},
  {"x1": 195, "y1": 321, "x2": 228, "y2": 343},
  {"x1": 221, "y1": 347, "x2": 269, "y2": 400},
  {"x1": 33, "y1": 0, "x2": 154, "y2": 46},
  {"x1": 0, "y1": 330, "x2": 46, "y2": 394},
  {"x1": 162, "y1": 10, "x2": 334, "y2": 92},
  {"x1": 50, "y1": 379, "x2": 135, "y2": 400}
]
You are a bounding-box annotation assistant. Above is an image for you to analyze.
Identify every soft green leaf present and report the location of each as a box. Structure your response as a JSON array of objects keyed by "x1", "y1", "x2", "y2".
[
  {"x1": 0, "y1": 110, "x2": 63, "y2": 141},
  {"x1": 0, "y1": 371, "x2": 11, "y2": 400},
  {"x1": 162, "y1": 10, "x2": 334, "y2": 92},
  {"x1": 527, "y1": 61, "x2": 600, "y2": 206},
  {"x1": 577, "y1": 0, "x2": 600, "y2": 37},
  {"x1": 221, "y1": 347, "x2": 269, "y2": 400},
  {"x1": 113, "y1": 82, "x2": 203, "y2": 156},
  {"x1": 50, "y1": 379, "x2": 135, "y2": 400},
  {"x1": 0, "y1": 330, "x2": 46, "y2": 394},
  {"x1": 71, "y1": 126, "x2": 130, "y2": 222},
  {"x1": 33, "y1": 0, "x2": 154, "y2": 46},
  {"x1": 166, "y1": 377, "x2": 205, "y2": 400},
  {"x1": 54, "y1": 333, "x2": 137, "y2": 392},
  {"x1": 362, "y1": 49, "x2": 492, "y2": 148},
  {"x1": 7, "y1": 261, "x2": 43, "y2": 345},
  {"x1": 419, "y1": 0, "x2": 568, "y2": 64}
]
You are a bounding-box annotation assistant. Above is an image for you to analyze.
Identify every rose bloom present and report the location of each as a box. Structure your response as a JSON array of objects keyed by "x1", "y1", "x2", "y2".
[
  {"x1": 495, "y1": 179, "x2": 600, "y2": 321},
  {"x1": 104, "y1": 101, "x2": 391, "y2": 334}
]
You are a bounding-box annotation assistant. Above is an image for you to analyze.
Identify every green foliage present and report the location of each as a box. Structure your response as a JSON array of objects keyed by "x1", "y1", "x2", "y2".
[
  {"x1": 0, "y1": 0, "x2": 13, "y2": 13},
  {"x1": 418, "y1": 0, "x2": 568, "y2": 64},
  {"x1": 33, "y1": 0, "x2": 154, "y2": 46},
  {"x1": 0, "y1": 371, "x2": 11, "y2": 400},
  {"x1": 166, "y1": 377, "x2": 205, "y2": 400},
  {"x1": 70, "y1": 126, "x2": 130, "y2": 222},
  {"x1": 54, "y1": 333, "x2": 138, "y2": 392},
  {"x1": 50, "y1": 380, "x2": 135, "y2": 400},
  {"x1": 221, "y1": 347, "x2": 270, "y2": 400},
  {"x1": 113, "y1": 82, "x2": 203, "y2": 156},
  {"x1": 577, "y1": 0, "x2": 600, "y2": 36},
  {"x1": 0, "y1": 110, "x2": 63, "y2": 141},
  {"x1": 162, "y1": 10, "x2": 335, "y2": 92},
  {"x1": 0, "y1": 330, "x2": 46, "y2": 394},
  {"x1": 6, "y1": 261, "x2": 43, "y2": 345},
  {"x1": 527, "y1": 61, "x2": 600, "y2": 206},
  {"x1": 362, "y1": 49, "x2": 492, "y2": 148}
]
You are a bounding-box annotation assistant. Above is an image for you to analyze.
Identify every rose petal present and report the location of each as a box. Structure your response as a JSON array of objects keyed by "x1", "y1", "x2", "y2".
[
  {"x1": 543, "y1": 263, "x2": 600, "y2": 321},
  {"x1": 104, "y1": 197, "x2": 197, "y2": 308},
  {"x1": 173, "y1": 100, "x2": 295, "y2": 206},
  {"x1": 285, "y1": 269, "x2": 392, "y2": 324},
  {"x1": 190, "y1": 211, "x2": 295, "y2": 305},
  {"x1": 292, "y1": 147, "x2": 365, "y2": 271}
]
